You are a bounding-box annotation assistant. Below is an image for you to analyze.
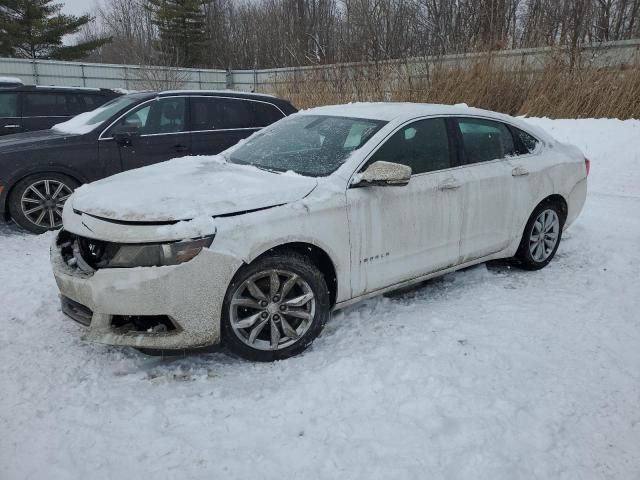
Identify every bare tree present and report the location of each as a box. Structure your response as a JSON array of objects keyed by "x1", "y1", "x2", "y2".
[{"x1": 87, "y1": 0, "x2": 640, "y2": 69}]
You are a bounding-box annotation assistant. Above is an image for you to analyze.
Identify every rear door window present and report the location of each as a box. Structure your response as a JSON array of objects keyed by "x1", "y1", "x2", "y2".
[
  {"x1": 23, "y1": 93, "x2": 69, "y2": 117},
  {"x1": 368, "y1": 118, "x2": 451, "y2": 175},
  {"x1": 190, "y1": 97, "x2": 284, "y2": 131},
  {"x1": 0, "y1": 93, "x2": 18, "y2": 117},
  {"x1": 456, "y1": 118, "x2": 516, "y2": 164}
]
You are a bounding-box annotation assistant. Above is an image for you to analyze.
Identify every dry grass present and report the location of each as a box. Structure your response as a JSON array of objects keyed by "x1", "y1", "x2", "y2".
[{"x1": 268, "y1": 54, "x2": 640, "y2": 119}]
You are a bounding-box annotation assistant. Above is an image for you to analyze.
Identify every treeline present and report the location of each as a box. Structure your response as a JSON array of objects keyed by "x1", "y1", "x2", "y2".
[{"x1": 82, "y1": 0, "x2": 640, "y2": 69}]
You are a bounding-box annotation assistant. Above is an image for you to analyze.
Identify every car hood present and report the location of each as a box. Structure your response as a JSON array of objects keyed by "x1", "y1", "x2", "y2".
[
  {"x1": 0, "y1": 129, "x2": 83, "y2": 151},
  {"x1": 71, "y1": 155, "x2": 318, "y2": 222}
]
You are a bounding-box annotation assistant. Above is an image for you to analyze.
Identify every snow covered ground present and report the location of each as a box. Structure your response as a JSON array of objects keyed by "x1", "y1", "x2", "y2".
[{"x1": 1, "y1": 118, "x2": 639, "y2": 479}]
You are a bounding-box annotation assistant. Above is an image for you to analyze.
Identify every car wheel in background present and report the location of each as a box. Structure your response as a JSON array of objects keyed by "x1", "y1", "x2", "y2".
[
  {"x1": 514, "y1": 201, "x2": 565, "y2": 270},
  {"x1": 9, "y1": 173, "x2": 78, "y2": 234},
  {"x1": 222, "y1": 252, "x2": 330, "y2": 361}
]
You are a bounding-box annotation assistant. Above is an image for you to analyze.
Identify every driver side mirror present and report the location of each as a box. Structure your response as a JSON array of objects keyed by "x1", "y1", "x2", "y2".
[
  {"x1": 352, "y1": 161, "x2": 412, "y2": 187},
  {"x1": 112, "y1": 124, "x2": 140, "y2": 146}
]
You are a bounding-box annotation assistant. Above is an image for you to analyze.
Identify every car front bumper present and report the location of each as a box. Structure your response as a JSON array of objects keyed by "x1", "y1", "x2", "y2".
[{"x1": 51, "y1": 235, "x2": 243, "y2": 350}]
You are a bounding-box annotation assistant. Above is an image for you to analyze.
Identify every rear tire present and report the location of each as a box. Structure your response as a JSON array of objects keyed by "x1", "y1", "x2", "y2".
[
  {"x1": 8, "y1": 173, "x2": 78, "y2": 234},
  {"x1": 514, "y1": 201, "x2": 564, "y2": 270},
  {"x1": 222, "y1": 252, "x2": 330, "y2": 361}
]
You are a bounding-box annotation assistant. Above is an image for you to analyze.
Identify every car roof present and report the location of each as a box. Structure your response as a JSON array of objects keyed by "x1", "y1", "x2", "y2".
[
  {"x1": 299, "y1": 102, "x2": 513, "y2": 121},
  {"x1": 298, "y1": 102, "x2": 549, "y2": 140},
  {"x1": 0, "y1": 76, "x2": 23, "y2": 86},
  {"x1": 155, "y1": 89, "x2": 294, "y2": 109},
  {"x1": 159, "y1": 89, "x2": 277, "y2": 99},
  {"x1": 1, "y1": 85, "x2": 119, "y2": 94}
]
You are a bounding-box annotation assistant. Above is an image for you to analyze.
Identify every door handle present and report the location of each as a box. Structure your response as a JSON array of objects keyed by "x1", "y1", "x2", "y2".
[
  {"x1": 3, "y1": 124, "x2": 21, "y2": 129},
  {"x1": 438, "y1": 179, "x2": 462, "y2": 190},
  {"x1": 512, "y1": 167, "x2": 529, "y2": 177},
  {"x1": 173, "y1": 144, "x2": 189, "y2": 152}
]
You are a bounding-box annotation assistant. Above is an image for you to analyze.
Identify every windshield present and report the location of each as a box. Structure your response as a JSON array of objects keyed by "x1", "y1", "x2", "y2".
[
  {"x1": 227, "y1": 115, "x2": 386, "y2": 177},
  {"x1": 52, "y1": 93, "x2": 149, "y2": 135}
]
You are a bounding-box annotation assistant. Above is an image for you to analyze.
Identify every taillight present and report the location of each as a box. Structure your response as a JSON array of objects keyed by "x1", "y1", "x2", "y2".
[{"x1": 584, "y1": 158, "x2": 591, "y2": 176}]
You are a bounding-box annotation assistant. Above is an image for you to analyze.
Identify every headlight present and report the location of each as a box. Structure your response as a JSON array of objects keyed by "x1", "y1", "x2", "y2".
[
  {"x1": 108, "y1": 236, "x2": 214, "y2": 267},
  {"x1": 75, "y1": 235, "x2": 214, "y2": 269}
]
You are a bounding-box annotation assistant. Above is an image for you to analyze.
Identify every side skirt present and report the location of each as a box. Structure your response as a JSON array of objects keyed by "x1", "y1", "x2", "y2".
[{"x1": 333, "y1": 250, "x2": 510, "y2": 311}]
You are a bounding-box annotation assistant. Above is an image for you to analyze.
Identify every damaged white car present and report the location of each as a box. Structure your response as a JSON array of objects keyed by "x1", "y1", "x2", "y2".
[{"x1": 51, "y1": 103, "x2": 588, "y2": 361}]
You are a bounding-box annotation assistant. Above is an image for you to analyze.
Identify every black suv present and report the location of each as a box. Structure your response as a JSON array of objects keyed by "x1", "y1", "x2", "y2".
[
  {"x1": 0, "y1": 90, "x2": 297, "y2": 233},
  {"x1": 0, "y1": 84, "x2": 121, "y2": 136}
]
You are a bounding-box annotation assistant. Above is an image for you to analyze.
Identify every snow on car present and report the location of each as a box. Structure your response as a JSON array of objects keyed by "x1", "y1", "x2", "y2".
[{"x1": 50, "y1": 103, "x2": 588, "y2": 361}]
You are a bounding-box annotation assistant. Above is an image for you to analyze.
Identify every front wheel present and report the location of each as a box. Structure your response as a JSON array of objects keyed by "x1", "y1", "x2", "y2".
[
  {"x1": 221, "y1": 252, "x2": 330, "y2": 361},
  {"x1": 8, "y1": 173, "x2": 78, "y2": 234},
  {"x1": 514, "y1": 202, "x2": 564, "y2": 270}
]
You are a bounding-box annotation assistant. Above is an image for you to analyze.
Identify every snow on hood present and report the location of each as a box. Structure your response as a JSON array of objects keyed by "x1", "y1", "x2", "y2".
[
  {"x1": 71, "y1": 155, "x2": 318, "y2": 222},
  {"x1": 52, "y1": 108, "x2": 106, "y2": 135}
]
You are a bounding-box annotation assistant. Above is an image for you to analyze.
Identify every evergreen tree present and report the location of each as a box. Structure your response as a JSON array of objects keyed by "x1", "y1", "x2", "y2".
[
  {"x1": 146, "y1": 0, "x2": 207, "y2": 67},
  {"x1": 0, "y1": 0, "x2": 111, "y2": 60},
  {"x1": 0, "y1": 0, "x2": 110, "y2": 60}
]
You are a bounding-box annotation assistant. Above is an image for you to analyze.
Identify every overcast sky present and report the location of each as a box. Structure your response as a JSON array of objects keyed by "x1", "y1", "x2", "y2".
[{"x1": 60, "y1": 0, "x2": 97, "y2": 16}]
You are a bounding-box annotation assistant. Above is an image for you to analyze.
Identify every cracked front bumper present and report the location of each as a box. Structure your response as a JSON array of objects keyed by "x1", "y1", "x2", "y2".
[{"x1": 51, "y1": 238, "x2": 243, "y2": 350}]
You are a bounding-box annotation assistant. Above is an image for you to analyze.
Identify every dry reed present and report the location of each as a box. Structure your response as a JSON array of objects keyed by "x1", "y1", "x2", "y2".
[{"x1": 268, "y1": 54, "x2": 640, "y2": 119}]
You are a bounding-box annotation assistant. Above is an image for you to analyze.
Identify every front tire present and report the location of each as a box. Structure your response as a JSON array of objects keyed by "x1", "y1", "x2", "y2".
[
  {"x1": 9, "y1": 173, "x2": 78, "y2": 234},
  {"x1": 222, "y1": 252, "x2": 330, "y2": 361},
  {"x1": 514, "y1": 201, "x2": 564, "y2": 270}
]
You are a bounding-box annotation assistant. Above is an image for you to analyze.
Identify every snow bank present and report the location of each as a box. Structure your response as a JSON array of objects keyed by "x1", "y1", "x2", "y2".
[
  {"x1": 1, "y1": 118, "x2": 639, "y2": 479},
  {"x1": 522, "y1": 117, "x2": 640, "y2": 198}
]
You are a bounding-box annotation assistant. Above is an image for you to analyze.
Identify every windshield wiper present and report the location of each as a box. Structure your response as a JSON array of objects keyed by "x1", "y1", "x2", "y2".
[
  {"x1": 229, "y1": 156, "x2": 282, "y2": 174},
  {"x1": 252, "y1": 164, "x2": 282, "y2": 174}
]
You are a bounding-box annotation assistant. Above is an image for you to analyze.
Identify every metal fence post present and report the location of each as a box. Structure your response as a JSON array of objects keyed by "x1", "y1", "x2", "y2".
[
  {"x1": 81, "y1": 64, "x2": 86, "y2": 87},
  {"x1": 32, "y1": 59, "x2": 39, "y2": 85},
  {"x1": 226, "y1": 70, "x2": 233, "y2": 89}
]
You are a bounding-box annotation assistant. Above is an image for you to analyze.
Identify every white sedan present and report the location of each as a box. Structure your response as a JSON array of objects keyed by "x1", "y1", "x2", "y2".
[{"x1": 51, "y1": 103, "x2": 588, "y2": 361}]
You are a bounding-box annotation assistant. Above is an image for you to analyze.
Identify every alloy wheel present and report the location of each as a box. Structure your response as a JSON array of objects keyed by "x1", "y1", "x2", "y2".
[
  {"x1": 529, "y1": 208, "x2": 560, "y2": 262},
  {"x1": 229, "y1": 269, "x2": 316, "y2": 351},
  {"x1": 20, "y1": 179, "x2": 72, "y2": 229}
]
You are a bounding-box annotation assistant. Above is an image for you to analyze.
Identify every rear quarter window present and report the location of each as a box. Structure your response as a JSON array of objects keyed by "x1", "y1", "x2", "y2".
[
  {"x1": 249, "y1": 101, "x2": 284, "y2": 126},
  {"x1": 512, "y1": 127, "x2": 540, "y2": 154}
]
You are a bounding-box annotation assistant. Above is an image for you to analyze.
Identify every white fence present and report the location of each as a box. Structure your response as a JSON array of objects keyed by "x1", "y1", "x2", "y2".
[
  {"x1": 1, "y1": 39, "x2": 638, "y2": 93},
  {"x1": 0, "y1": 57, "x2": 229, "y2": 90}
]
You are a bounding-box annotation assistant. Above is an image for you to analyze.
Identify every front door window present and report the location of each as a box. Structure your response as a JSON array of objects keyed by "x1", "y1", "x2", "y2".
[{"x1": 109, "y1": 97, "x2": 187, "y2": 136}]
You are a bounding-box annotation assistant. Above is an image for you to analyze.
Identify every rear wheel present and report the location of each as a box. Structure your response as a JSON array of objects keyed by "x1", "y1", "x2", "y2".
[
  {"x1": 514, "y1": 202, "x2": 564, "y2": 270},
  {"x1": 9, "y1": 173, "x2": 78, "y2": 234},
  {"x1": 222, "y1": 252, "x2": 330, "y2": 361}
]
